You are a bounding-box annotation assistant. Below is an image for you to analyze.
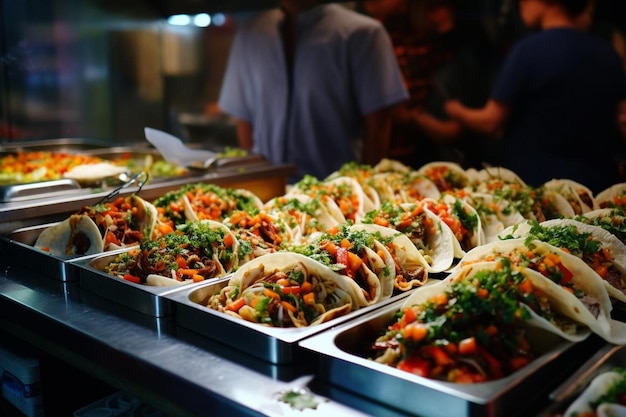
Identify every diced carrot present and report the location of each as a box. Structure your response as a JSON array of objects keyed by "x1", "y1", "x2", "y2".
[
  {"x1": 326, "y1": 225, "x2": 340, "y2": 235},
  {"x1": 430, "y1": 293, "x2": 448, "y2": 306},
  {"x1": 303, "y1": 292, "x2": 315, "y2": 306},
  {"x1": 347, "y1": 251, "x2": 363, "y2": 274},
  {"x1": 277, "y1": 278, "x2": 291, "y2": 287},
  {"x1": 403, "y1": 323, "x2": 428, "y2": 341},
  {"x1": 281, "y1": 300, "x2": 297, "y2": 313},
  {"x1": 264, "y1": 288, "x2": 280, "y2": 299},
  {"x1": 518, "y1": 278, "x2": 533, "y2": 294},
  {"x1": 175, "y1": 254, "x2": 187, "y2": 269},
  {"x1": 223, "y1": 232, "x2": 235, "y2": 248},
  {"x1": 300, "y1": 281, "x2": 313, "y2": 293},
  {"x1": 458, "y1": 337, "x2": 477, "y2": 355},
  {"x1": 225, "y1": 298, "x2": 246, "y2": 312}
]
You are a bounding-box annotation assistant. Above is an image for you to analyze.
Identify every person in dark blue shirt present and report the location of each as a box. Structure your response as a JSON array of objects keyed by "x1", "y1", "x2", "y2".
[{"x1": 445, "y1": 0, "x2": 626, "y2": 194}]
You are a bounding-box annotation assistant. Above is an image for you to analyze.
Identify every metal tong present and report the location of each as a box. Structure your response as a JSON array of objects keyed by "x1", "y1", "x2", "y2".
[{"x1": 96, "y1": 171, "x2": 150, "y2": 204}]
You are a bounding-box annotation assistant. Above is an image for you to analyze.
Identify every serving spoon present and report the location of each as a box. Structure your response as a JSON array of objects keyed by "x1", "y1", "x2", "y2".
[{"x1": 144, "y1": 127, "x2": 219, "y2": 169}]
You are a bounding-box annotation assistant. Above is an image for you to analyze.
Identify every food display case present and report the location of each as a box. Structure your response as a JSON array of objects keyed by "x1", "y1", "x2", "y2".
[
  {"x1": 0, "y1": 139, "x2": 294, "y2": 234},
  {"x1": 0, "y1": 140, "x2": 623, "y2": 417}
]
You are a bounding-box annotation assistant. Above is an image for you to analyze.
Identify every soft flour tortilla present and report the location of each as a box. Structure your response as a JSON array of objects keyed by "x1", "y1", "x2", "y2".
[
  {"x1": 403, "y1": 260, "x2": 591, "y2": 342},
  {"x1": 213, "y1": 252, "x2": 363, "y2": 326},
  {"x1": 543, "y1": 178, "x2": 596, "y2": 214},
  {"x1": 351, "y1": 223, "x2": 430, "y2": 293},
  {"x1": 424, "y1": 195, "x2": 485, "y2": 258},
  {"x1": 563, "y1": 371, "x2": 626, "y2": 417},
  {"x1": 500, "y1": 219, "x2": 626, "y2": 303},
  {"x1": 358, "y1": 202, "x2": 456, "y2": 273},
  {"x1": 458, "y1": 238, "x2": 626, "y2": 344},
  {"x1": 596, "y1": 182, "x2": 626, "y2": 209},
  {"x1": 34, "y1": 214, "x2": 104, "y2": 256}
]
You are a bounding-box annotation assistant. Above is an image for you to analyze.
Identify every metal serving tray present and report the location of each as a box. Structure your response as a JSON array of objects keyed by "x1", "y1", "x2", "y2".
[
  {"x1": 299, "y1": 299, "x2": 604, "y2": 417},
  {"x1": 75, "y1": 249, "x2": 221, "y2": 318},
  {"x1": 538, "y1": 343, "x2": 626, "y2": 417},
  {"x1": 164, "y1": 281, "x2": 415, "y2": 365},
  {"x1": 0, "y1": 223, "x2": 112, "y2": 282}
]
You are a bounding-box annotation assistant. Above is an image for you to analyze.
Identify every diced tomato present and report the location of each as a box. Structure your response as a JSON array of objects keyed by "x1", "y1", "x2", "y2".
[
  {"x1": 397, "y1": 355, "x2": 431, "y2": 377},
  {"x1": 123, "y1": 274, "x2": 141, "y2": 284},
  {"x1": 280, "y1": 286, "x2": 301, "y2": 295}
]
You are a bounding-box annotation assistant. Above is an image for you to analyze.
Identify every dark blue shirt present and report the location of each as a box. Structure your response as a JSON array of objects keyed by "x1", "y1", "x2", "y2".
[{"x1": 492, "y1": 28, "x2": 626, "y2": 193}]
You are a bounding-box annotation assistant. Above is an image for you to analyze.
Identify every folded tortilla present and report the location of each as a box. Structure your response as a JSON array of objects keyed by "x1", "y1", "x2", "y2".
[
  {"x1": 359, "y1": 201, "x2": 456, "y2": 273},
  {"x1": 500, "y1": 219, "x2": 626, "y2": 303},
  {"x1": 458, "y1": 238, "x2": 626, "y2": 344},
  {"x1": 208, "y1": 252, "x2": 362, "y2": 327},
  {"x1": 563, "y1": 369, "x2": 626, "y2": 417},
  {"x1": 404, "y1": 258, "x2": 592, "y2": 342},
  {"x1": 34, "y1": 214, "x2": 104, "y2": 256},
  {"x1": 350, "y1": 223, "x2": 429, "y2": 292}
]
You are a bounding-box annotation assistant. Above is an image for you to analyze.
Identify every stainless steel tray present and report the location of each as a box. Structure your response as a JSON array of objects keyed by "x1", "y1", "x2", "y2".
[
  {"x1": 299, "y1": 299, "x2": 604, "y2": 417},
  {"x1": 0, "y1": 178, "x2": 85, "y2": 202},
  {"x1": 0, "y1": 223, "x2": 112, "y2": 282},
  {"x1": 75, "y1": 249, "x2": 220, "y2": 318},
  {"x1": 164, "y1": 281, "x2": 415, "y2": 365}
]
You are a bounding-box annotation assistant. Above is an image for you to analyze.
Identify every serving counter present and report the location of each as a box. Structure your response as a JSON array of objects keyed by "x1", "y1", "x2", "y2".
[
  {"x1": 0, "y1": 255, "x2": 609, "y2": 417},
  {"x1": 0, "y1": 262, "x2": 391, "y2": 417}
]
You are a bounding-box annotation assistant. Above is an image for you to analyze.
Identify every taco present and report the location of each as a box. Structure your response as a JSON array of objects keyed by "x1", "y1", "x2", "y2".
[
  {"x1": 562, "y1": 367, "x2": 626, "y2": 417},
  {"x1": 473, "y1": 191, "x2": 526, "y2": 227},
  {"x1": 264, "y1": 193, "x2": 339, "y2": 243},
  {"x1": 287, "y1": 223, "x2": 395, "y2": 305},
  {"x1": 543, "y1": 178, "x2": 596, "y2": 214},
  {"x1": 371, "y1": 259, "x2": 590, "y2": 383},
  {"x1": 206, "y1": 252, "x2": 362, "y2": 327},
  {"x1": 152, "y1": 183, "x2": 263, "y2": 228},
  {"x1": 577, "y1": 208, "x2": 626, "y2": 246},
  {"x1": 325, "y1": 162, "x2": 382, "y2": 210},
  {"x1": 103, "y1": 220, "x2": 240, "y2": 286},
  {"x1": 223, "y1": 209, "x2": 294, "y2": 263},
  {"x1": 451, "y1": 191, "x2": 506, "y2": 244},
  {"x1": 75, "y1": 195, "x2": 158, "y2": 250},
  {"x1": 349, "y1": 223, "x2": 429, "y2": 292},
  {"x1": 474, "y1": 166, "x2": 526, "y2": 186},
  {"x1": 500, "y1": 219, "x2": 626, "y2": 303},
  {"x1": 359, "y1": 200, "x2": 456, "y2": 273},
  {"x1": 421, "y1": 195, "x2": 484, "y2": 258},
  {"x1": 416, "y1": 161, "x2": 470, "y2": 192},
  {"x1": 286, "y1": 175, "x2": 372, "y2": 223},
  {"x1": 596, "y1": 182, "x2": 626, "y2": 211},
  {"x1": 368, "y1": 171, "x2": 441, "y2": 205},
  {"x1": 34, "y1": 214, "x2": 104, "y2": 256},
  {"x1": 372, "y1": 158, "x2": 412, "y2": 174},
  {"x1": 458, "y1": 238, "x2": 626, "y2": 344}
]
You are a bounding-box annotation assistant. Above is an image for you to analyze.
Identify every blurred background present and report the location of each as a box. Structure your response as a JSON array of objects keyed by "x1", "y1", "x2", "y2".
[{"x1": 1, "y1": 0, "x2": 625, "y2": 148}]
